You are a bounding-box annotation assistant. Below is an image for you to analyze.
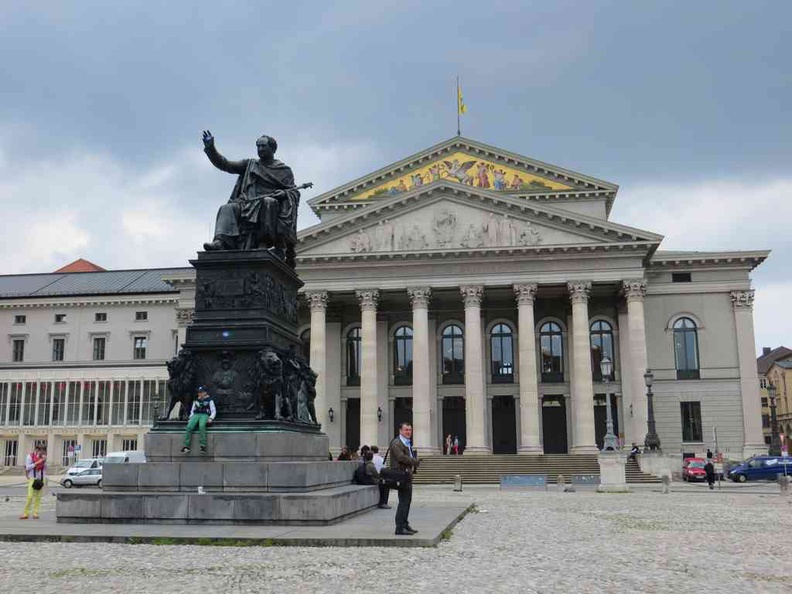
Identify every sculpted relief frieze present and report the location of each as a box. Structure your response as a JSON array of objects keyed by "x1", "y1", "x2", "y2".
[{"x1": 347, "y1": 207, "x2": 543, "y2": 253}]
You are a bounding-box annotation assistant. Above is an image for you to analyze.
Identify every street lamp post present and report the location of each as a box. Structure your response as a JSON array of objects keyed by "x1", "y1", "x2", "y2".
[
  {"x1": 643, "y1": 369, "x2": 661, "y2": 451},
  {"x1": 768, "y1": 383, "x2": 781, "y2": 456},
  {"x1": 600, "y1": 356, "x2": 618, "y2": 451}
]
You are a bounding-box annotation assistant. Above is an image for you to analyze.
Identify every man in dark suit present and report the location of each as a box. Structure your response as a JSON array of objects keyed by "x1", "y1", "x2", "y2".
[{"x1": 389, "y1": 422, "x2": 420, "y2": 535}]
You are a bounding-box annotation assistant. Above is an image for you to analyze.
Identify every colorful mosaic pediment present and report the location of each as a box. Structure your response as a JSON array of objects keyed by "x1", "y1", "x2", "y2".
[{"x1": 352, "y1": 151, "x2": 573, "y2": 201}]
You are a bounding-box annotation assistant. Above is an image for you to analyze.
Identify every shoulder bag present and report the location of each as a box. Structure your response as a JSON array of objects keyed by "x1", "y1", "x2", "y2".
[
  {"x1": 378, "y1": 439, "x2": 411, "y2": 490},
  {"x1": 31, "y1": 464, "x2": 44, "y2": 491}
]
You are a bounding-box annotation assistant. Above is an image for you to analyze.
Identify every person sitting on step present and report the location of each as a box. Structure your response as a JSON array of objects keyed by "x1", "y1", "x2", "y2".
[{"x1": 181, "y1": 386, "x2": 216, "y2": 454}]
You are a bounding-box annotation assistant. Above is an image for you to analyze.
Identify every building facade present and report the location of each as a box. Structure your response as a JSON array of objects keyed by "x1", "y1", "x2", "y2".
[
  {"x1": 0, "y1": 137, "x2": 770, "y2": 465},
  {"x1": 0, "y1": 268, "x2": 184, "y2": 467},
  {"x1": 757, "y1": 346, "x2": 792, "y2": 445}
]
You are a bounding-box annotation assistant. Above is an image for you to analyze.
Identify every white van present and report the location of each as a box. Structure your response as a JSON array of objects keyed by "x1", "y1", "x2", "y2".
[{"x1": 103, "y1": 450, "x2": 146, "y2": 464}]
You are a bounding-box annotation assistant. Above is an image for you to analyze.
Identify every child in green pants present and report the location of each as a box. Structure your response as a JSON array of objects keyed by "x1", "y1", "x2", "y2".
[{"x1": 181, "y1": 387, "x2": 216, "y2": 453}]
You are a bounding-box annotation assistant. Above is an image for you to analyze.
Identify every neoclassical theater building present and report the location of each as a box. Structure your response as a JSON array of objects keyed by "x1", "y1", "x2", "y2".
[{"x1": 0, "y1": 137, "x2": 769, "y2": 464}]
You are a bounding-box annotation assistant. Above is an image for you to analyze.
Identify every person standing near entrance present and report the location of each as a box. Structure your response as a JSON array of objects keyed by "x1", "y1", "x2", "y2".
[
  {"x1": 20, "y1": 445, "x2": 46, "y2": 520},
  {"x1": 390, "y1": 422, "x2": 420, "y2": 535},
  {"x1": 181, "y1": 386, "x2": 216, "y2": 454},
  {"x1": 453, "y1": 435, "x2": 460, "y2": 455},
  {"x1": 445, "y1": 434, "x2": 452, "y2": 455}
]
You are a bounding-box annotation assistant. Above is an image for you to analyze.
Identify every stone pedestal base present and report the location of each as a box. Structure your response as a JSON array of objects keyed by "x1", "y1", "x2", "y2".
[
  {"x1": 57, "y1": 431, "x2": 376, "y2": 525},
  {"x1": 517, "y1": 445, "x2": 544, "y2": 455},
  {"x1": 570, "y1": 445, "x2": 600, "y2": 455},
  {"x1": 596, "y1": 452, "x2": 630, "y2": 493},
  {"x1": 743, "y1": 444, "x2": 769, "y2": 460},
  {"x1": 637, "y1": 451, "x2": 678, "y2": 479}
]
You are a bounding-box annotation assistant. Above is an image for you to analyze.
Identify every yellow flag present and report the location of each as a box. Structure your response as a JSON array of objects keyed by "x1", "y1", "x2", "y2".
[{"x1": 457, "y1": 83, "x2": 467, "y2": 115}]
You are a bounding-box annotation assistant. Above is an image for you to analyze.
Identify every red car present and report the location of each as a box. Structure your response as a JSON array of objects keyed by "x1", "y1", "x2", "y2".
[{"x1": 683, "y1": 458, "x2": 707, "y2": 482}]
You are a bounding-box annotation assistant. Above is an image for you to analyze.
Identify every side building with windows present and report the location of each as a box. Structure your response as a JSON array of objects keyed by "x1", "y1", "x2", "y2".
[
  {"x1": 0, "y1": 262, "x2": 185, "y2": 467},
  {"x1": 757, "y1": 346, "x2": 792, "y2": 446}
]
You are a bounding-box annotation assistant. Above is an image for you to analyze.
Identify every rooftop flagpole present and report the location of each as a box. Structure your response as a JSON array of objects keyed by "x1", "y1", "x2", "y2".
[{"x1": 456, "y1": 75, "x2": 461, "y2": 136}]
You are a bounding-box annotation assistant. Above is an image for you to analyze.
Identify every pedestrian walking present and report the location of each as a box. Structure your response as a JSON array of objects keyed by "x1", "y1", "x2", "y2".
[
  {"x1": 180, "y1": 386, "x2": 216, "y2": 454},
  {"x1": 389, "y1": 422, "x2": 420, "y2": 535},
  {"x1": 453, "y1": 435, "x2": 460, "y2": 455},
  {"x1": 20, "y1": 445, "x2": 46, "y2": 520},
  {"x1": 704, "y1": 459, "x2": 716, "y2": 490}
]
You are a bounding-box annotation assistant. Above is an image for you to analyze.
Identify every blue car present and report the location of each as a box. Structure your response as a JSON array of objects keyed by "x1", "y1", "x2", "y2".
[{"x1": 728, "y1": 456, "x2": 792, "y2": 482}]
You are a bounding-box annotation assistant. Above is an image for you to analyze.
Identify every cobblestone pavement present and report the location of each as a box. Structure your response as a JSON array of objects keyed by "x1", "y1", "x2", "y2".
[{"x1": 0, "y1": 486, "x2": 790, "y2": 593}]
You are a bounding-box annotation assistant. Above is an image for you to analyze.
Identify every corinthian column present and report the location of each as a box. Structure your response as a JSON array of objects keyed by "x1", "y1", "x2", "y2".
[
  {"x1": 622, "y1": 279, "x2": 649, "y2": 446},
  {"x1": 568, "y1": 281, "x2": 598, "y2": 453},
  {"x1": 461, "y1": 285, "x2": 489, "y2": 454},
  {"x1": 731, "y1": 290, "x2": 767, "y2": 458},
  {"x1": 514, "y1": 283, "x2": 542, "y2": 454},
  {"x1": 307, "y1": 291, "x2": 329, "y2": 428},
  {"x1": 356, "y1": 289, "x2": 380, "y2": 448},
  {"x1": 408, "y1": 287, "x2": 436, "y2": 453}
]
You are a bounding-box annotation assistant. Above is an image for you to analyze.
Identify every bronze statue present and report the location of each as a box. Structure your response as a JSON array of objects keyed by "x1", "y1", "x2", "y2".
[
  {"x1": 201, "y1": 130, "x2": 312, "y2": 267},
  {"x1": 162, "y1": 349, "x2": 196, "y2": 420}
]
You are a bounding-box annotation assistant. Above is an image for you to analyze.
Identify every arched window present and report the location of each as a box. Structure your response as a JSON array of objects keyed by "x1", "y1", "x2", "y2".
[
  {"x1": 590, "y1": 320, "x2": 615, "y2": 381},
  {"x1": 441, "y1": 324, "x2": 464, "y2": 385},
  {"x1": 346, "y1": 327, "x2": 362, "y2": 386},
  {"x1": 490, "y1": 323, "x2": 514, "y2": 383},
  {"x1": 540, "y1": 322, "x2": 564, "y2": 383},
  {"x1": 673, "y1": 317, "x2": 700, "y2": 379},
  {"x1": 394, "y1": 326, "x2": 413, "y2": 385},
  {"x1": 300, "y1": 328, "x2": 311, "y2": 365}
]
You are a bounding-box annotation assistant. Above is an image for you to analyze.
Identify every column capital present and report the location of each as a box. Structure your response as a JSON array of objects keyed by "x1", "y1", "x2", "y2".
[
  {"x1": 567, "y1": 281, "x2": 592, "y2": 304},
  {"x1": 513, "y1": 283, "x2": 538, "y2": 305},
  {"x1": 730, "y1": 289, "x2": 755, "y2": 310},
  {"x1": 460, "y1": 285, "x2": 484, "y2": 308},
  {"x1": 306, "y1": 290, "x2": 329, "y2": 312},
  {"x1": 407, "y1": 287, "x2": 432, "y2": 309},
  {"x1": 622, "y1": 279, "x2": 647, "y2": 301},
  {"x1": 356, "y1": 289, "x2": 380, "y2": 311}
]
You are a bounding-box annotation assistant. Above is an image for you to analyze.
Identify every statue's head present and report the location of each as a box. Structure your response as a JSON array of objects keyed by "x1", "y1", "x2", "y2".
[{"x1": 256, "y1": 135, "x2": 278, "y2": 161}]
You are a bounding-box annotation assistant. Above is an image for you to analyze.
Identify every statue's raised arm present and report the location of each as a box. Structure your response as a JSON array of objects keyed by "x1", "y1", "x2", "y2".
[
  {"x1": 202, "y1": 130, "x2": 248, "y2": 175},
  {"x1": 202, "y1": 131, "x2": 308, "y2": 268}
]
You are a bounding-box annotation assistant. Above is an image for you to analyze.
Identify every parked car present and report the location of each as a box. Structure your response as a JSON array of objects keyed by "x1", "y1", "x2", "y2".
[
  {"x1": 682, "y1": 458, "x2": 707, "y2": 482},
  {"x1": 61, "y1": 468, "x2": 102, "y2": 488},
  {"x1": 728, "y1": 456, "x2": 792, "y2": 482},
  {"x1": 103, "y1": 450, "x2": 146, "y2": 464},
  {"x1": 66, "y1": 457, "x2": 103, "y2": 476}
]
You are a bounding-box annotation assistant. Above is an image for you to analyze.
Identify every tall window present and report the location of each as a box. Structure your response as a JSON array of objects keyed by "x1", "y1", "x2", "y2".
[
  {"x1": 490, "y1": 323, "x2": 514, "y2": 383},
  {"x1": 441, "y1": 324, "x2": 464, "y2": 384},
  {"x1": 133, "y1": 336, "x2": 148, "y2": 360},
  {"x1": 590, "y1": 321, "x2": 614, "y2": 381},
  {"x1": 91, "y1": 438, "x2": 107, "y2": 458},
  {"x1": 52, "y1": 338, "x2": 65, "y2": 362},
  {"x1": 346, "y1": 327, "x2": 362, "y2": 386},
  {"x1": 36, "y1": 382, "x2": 52, "y2": 426},
  {"x1": 122, "y1": 438, "x2": 138, "y2": 451},
  {"x1": 112, "y1": 381, "x2": 126, "y2": 425},
  {"x1": 53, "y1": 382, "x2": 67, "y2": 426},
  {"x1": 300, "y1": 329, "x2": 311, "y2": 364},
  {"x1": 127, "y1": 381, "x2": 141, "y2": 425},
  {"x1": 681, "y1": 401, "x2": 703, "y2": 442},
  {"x1": 394, "y1": 326, "x2": 413, "y2": 385},
  {"x1": 12, "y1": 339, "x2": 24, "y2": 362},
  {"x1": 61, "y1": 439, "x2": 77, "y2": 466},
  {"x1": 540, "y1": 322, "x2": 564, "y2": 383},
  {"x1": 93, "y1": 337, "x2": 106, "y2": 361},
  {"x1": 673, "y1": 317, "x2": 700, "y2": 379},
  {"x1": 22, "y1": 383, "x2": 36, "y2": 426}
]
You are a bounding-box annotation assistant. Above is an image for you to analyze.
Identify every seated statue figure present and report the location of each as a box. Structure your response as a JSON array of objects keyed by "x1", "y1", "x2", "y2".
[{"x1": 201, "y1": 130, "x2": 308, "y2": 267}]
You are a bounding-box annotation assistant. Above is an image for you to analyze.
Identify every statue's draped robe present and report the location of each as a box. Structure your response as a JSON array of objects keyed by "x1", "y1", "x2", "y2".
[{"x1": 205, "y1": 144, "x2": 300, "y2": 247}]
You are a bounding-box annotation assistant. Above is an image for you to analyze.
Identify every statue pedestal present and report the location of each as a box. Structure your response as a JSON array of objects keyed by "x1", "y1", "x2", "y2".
[
  {"x1": 57, "y1": 432, "x2": 378, "y2": 525},
  {"x1": 56, "y1": 249, "x2": 379, "y2": 525}
]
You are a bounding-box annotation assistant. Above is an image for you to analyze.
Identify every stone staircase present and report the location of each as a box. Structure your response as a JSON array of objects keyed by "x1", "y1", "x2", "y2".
[{"x1": 411, "y1": 454, "x2": 660, "y2": 485}]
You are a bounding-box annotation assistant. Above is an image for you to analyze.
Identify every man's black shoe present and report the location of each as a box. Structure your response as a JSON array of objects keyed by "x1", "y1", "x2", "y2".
[
  {"x1": 377, "y1": 504, "x2": 392, "y2": 509},
  {"x1": 180, "y1": 447, "x2": 190, "y2": 453},
  {"x1": 394, "y1": 528, "x2": 412, "y2": 536},
  {"x1": 404, "y1": 526, "x2": 418, "y2": 534},
  {"x1": 200, "y1": 446, "x2": 207, "y2": 453}
]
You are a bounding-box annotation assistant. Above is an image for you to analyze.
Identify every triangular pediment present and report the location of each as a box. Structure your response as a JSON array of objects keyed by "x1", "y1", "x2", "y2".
[
  {"x1": 308, "y1": 137, "x2": 618, "y2": 214},
  {"x1": 298, "y1": 182, "x2": 660, "y2": 259}
]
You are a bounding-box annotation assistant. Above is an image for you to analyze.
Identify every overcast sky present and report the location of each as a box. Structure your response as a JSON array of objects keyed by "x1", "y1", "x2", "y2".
[{"x1": 0, "y1": 1, "x2": 789, "y2": 354}]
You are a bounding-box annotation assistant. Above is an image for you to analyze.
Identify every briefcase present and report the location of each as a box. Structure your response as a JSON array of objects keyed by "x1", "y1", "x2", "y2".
[{"x1": 379, "y1": 439, "x2": 412, "y2": 490}]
